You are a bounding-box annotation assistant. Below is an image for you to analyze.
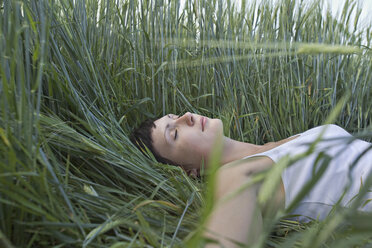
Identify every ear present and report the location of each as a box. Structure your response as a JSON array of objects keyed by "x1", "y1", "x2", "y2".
[{"x1": 188, "y1": 168, "x2": 198, "y2": 178}]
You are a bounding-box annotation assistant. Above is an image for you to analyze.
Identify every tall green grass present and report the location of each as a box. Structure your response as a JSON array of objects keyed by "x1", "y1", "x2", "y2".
[{"x1": 0, "y1": 0, "x2": 371, "y2": 247}]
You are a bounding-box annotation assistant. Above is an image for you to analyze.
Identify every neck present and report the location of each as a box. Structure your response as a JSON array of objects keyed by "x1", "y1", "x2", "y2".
[{"x1": 219, "y1": 136, "x2": 263, "y2": 166}]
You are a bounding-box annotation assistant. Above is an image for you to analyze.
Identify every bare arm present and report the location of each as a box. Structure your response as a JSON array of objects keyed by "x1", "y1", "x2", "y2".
[{"x1": 203, "y1": 157, "x2": 274, "y2": 248}]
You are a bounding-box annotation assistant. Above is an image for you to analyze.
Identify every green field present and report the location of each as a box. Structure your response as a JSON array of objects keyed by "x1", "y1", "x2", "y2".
[{"x1": 0, "y1": 0, "x2": 371, "y2": 247}]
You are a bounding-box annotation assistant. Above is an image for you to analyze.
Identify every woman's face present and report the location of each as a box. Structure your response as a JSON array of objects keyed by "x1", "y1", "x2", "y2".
[{"x1": 151, "y1": 112, "x2": 223, "y2": 172}]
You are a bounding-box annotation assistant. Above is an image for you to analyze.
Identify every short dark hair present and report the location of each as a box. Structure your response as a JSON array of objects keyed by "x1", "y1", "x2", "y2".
[{"x1": 130, "y1": 118, "x2": 179, "y2": 166}]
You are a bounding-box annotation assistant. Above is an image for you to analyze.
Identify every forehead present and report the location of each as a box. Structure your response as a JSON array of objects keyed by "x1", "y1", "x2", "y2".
[
  {"x1": 152, "y1": 115, "x2": 169, "y2": 147},
  {"x1": 154, "y1": 114, "x2": 168, "y2": 130}
]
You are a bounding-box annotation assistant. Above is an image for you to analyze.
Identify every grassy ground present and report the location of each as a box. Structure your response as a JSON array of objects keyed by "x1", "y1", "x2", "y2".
[{"x1": 0, "y1": 0, "x2": 371, "y2": 247}]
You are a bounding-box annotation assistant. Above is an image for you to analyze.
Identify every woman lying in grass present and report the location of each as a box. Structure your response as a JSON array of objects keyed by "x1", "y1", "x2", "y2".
[{"x1": 130, "y1": 112, "x2": 372, "y2": 248}]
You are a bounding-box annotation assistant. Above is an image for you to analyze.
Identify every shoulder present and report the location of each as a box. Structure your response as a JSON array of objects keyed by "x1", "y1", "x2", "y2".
[
  {"x1": 311, "y1": 124, "x2": 348, "y2": 134},
  {"x1": 219, "y1": 156, "x2": 275, "y2": 178},
  {"x1": 214, "y1": 157, "x2": 275, "y2": 197},
  {"x1": 300, "y1": 124, "x2": 350, "y2": 139}
]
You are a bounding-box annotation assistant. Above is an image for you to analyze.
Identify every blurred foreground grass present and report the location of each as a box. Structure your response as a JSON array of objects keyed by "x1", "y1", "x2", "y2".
[{"x1": 0, "y1": 0, "x2": 371, "y2": 247}]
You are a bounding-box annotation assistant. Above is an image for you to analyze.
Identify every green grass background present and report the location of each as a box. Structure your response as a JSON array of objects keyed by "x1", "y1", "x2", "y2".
[{"x1": 0, "y1": 0, "x2": 371, "y2": 247}]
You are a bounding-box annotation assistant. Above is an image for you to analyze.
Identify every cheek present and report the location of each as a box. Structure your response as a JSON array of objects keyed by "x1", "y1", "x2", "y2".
[
  {"x1": 186, "y1": 137, "x2": 213, "y2": 157},
  {"x1": 175, "y1": 139, "x2": 200, "y2": 159}
]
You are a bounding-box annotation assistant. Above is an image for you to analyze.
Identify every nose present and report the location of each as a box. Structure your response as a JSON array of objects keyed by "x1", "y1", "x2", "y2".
[{"x1": 176, "y1": 112, "x2": 194, "y2": 126}]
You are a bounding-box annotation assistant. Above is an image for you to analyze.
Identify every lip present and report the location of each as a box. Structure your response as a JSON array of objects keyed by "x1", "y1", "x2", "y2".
[{"x1": 201, "y1": 117, "x2": 206, "y2": 131}]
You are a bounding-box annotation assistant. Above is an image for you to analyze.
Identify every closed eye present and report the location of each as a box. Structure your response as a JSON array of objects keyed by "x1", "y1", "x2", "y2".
[{"x1": 174, "y1": 129, "x2": 178, "y2": 140}]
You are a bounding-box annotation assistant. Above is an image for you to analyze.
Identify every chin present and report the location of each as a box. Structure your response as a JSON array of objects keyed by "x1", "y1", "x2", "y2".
[
  {"x1": 207, "y1": 119, "x2": 223, "y2": 143},
  {"x1": 213, "y1": 118, "x2": 224, "y2": 133}
]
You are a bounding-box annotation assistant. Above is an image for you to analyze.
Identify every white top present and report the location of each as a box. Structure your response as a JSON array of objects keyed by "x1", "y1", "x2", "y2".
[{"x1": 243, "y1": 124, "x2": 372, "y2": 222}]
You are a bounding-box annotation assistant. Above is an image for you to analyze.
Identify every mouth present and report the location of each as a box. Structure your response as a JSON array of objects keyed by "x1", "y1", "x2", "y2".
[{"x1": 201, "y1": 117, "x2": 206, "y2": 131}]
